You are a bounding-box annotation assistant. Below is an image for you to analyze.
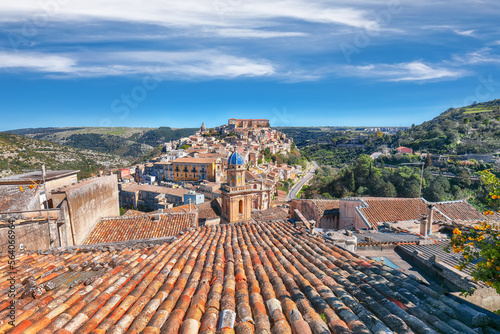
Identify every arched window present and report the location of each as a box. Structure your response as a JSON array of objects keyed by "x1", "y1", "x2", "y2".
[{"x1": 239, "y1": 200, "x2": 243, "y2": 214}]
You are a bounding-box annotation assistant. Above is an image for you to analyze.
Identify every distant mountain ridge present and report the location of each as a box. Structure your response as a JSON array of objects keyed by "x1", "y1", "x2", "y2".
[{"x1": 4, "y1": 126, "x2": 198, "y2": 160}]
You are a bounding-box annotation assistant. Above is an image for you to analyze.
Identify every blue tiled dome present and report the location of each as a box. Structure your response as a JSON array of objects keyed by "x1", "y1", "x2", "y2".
[{"x1": 228, "y1": 152, "x2": 244, "y2": 165}]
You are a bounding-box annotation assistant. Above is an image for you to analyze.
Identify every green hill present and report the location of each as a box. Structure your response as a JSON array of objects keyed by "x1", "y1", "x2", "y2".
[
  {"x1": 4, "y1": 126, "x2": 198, "y2": 160},
  {"x1": 0, "y1": 132, "x2": 130, "y2": 178},
  {"x1": 394, "y1": 99, "x2": 500, "y2": 154}
]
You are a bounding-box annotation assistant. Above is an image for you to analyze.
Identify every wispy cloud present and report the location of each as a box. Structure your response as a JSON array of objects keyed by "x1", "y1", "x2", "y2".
[
  {"x1": 0, "y1": 1, "x2": 380, "y2": 31},
  {"x1": 0, "y1": 50, "x2": 276, "y2": 79},
  {"x1": 422, "y1": 25, "x2": 477, "y2": 37},
  {"x1": 213, "y1": 28, "x2": 307, "y2": 39},
  {"x1": 453, "y1": 29, "x2": 476, "y2": 37},
  {"x1": 0, "y1": 52, "x2": 76, "y2": 72},
  {"x1": 343, "y1": 61, "x2": 468, "y2": 82},
  {"x1": 452, "y1": 48, "x2": 500, "y2": 65}
]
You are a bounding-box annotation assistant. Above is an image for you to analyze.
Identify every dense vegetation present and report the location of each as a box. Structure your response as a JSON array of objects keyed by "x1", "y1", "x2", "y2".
[
  {"x1": 447, "y1": 171, "x2": 500, "y2": 299},
  {"x1": 303, "y1": 154, "x2": 493, "y2": 209},
  {"x1": 65, "y1": 133, "x2": 149, "y2": 158},
  {"x1": 261, "y1": 143, "x2": 308, "y2": 170},
  {"x1": 393, "y1": 99, "x2": 500, "y2": 154},
  {"x1": 6, "y1": 127, "x2": 85, "y2": 136},
  {"x1": 133, "y1": 127, "x2": 197, "y2": 147},
  {"x1": 299, "y1": 130, "x2": 391, "y2": 168},
  {"x1": 0, "y1": 133, "x2": 129, "y2": 178},
  {"x1": 5, "y1": 126, "x2": 197, "y2": 161}
]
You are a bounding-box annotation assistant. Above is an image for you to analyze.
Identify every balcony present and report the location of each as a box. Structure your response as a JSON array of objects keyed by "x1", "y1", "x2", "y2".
[{"x1": 221, "y1": 184, "x2": 252, "y2": 193}]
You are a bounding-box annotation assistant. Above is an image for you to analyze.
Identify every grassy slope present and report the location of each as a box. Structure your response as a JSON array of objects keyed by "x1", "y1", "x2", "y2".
[{"x1": 0, "y1": 133, "x2": 130, "y2": 178}]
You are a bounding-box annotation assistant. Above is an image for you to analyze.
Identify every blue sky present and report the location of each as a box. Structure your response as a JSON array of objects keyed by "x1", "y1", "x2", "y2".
[{"x1": 1, "y1": 0, "x2": 500, "y2": 130}]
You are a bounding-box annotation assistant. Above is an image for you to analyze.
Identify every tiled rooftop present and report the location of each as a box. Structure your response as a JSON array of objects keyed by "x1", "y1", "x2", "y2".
[
  {"x1": 312, "y1": 199, "x2": 340, "y2": 215},
  {"x1": 83, "y1": 213, "x2": 197, "y2": 245},
  {"x1": 251, "y1": 206, "x2": 289, "y2": 221},
  {"x1": 353, "y1": 230, "x2": 422, "y2": 246},
  {"x1": 398, "y1": 241, "x2": 479, "y2": 277},
  {"x1": 122, "y1": 210, "x2": 147, "y2": 217},
  {"x1": 121, "y1": 184, "x2": 190, "y2": 197},
  {"x1": 2, "y1": 221, "x2": 498, "y2": 334},
  {"x1": 196, "y1": 201, "x2": 220, "y2": 220},
  {"x1": 359, "y1": 198, "x2": 447, "y2": 227},
  {"x1": 173, "y1": 157, "x2": 218, "y2": 164},
  {"x1": 432, "y1": 200, "x2": 487, "y2": 222}
]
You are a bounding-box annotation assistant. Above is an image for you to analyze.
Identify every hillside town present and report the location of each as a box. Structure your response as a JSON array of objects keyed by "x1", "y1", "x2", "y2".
[
  {"x1": 1, "y1": 119, "x2": 500, "y2": 332},
  {"x1": 118, "y1": 118, "x2": 301, "y2": 214}
]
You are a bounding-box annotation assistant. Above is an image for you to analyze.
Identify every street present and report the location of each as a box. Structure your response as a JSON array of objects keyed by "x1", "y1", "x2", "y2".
[{"x1": 286, "y1": 161, "x2": 318, "y2": 201}]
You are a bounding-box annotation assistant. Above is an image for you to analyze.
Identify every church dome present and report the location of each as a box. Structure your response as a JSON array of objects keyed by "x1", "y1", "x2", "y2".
[
  {"x1": 228, "y1": 152, "x2": 244, "y2": 166},
  {"x1": 200, "y1": 122, "x2": 206, "y2": 132}
]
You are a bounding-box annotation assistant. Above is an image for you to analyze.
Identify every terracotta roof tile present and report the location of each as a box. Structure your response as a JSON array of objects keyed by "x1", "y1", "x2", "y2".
[
  {"x1": 83, "y1": 213, "x2": 197, "y2": 244},
  {"x1": 121, "y1": 184, "x2": 190, "y2": 197},
  {"x1": 122, "y1": 209, "x2": 147, "y2": 217},
  {"x1": 2, "y1": 221, "x2": 498, "y2": 333},
  {"x1": 173, "y1": 157, "x2": 218, "y2": 164},
  {"x1": 358, "y1": 197, "x2": 447, "y2": 228},
  {"x1": 312, "y1": 200, "x2": 339, "y2": 215},
  {"x1": 432, "y1": 200, "x2": 487, "y2": 222}
]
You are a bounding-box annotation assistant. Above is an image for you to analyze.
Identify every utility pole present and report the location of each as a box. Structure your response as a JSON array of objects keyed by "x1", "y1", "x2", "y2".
[
  {"x1": 400, "y1": 161, "x2": 425, "y2": 220},
  {"x1": 42, "y1": 163, "x2": 53, "y2": 248}
]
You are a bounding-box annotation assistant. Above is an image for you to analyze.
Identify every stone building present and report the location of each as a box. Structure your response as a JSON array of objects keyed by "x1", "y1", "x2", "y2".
[
  {"x1": 221, "y1": 151, "x2": 253, "y2": 223},
  {"x1": 221, "y1": 151, "x2": 273, "y2": 223}
]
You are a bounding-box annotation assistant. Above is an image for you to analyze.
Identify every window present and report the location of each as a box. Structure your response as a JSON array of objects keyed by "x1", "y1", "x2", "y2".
[{"x1": 239, "y1": 200, "x2": 243, "y2": 214}]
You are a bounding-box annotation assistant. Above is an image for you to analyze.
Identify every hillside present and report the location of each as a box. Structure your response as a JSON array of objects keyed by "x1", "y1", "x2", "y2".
[
  {"x1": 0, "y1": 132, "x2": 130, "y2": 178},
  {"x1": 5, "y1": 126, "x2": 197, "y2": 160},
  {"x1": 394, "y1": 99, "x2": 500, "y2": 154}
]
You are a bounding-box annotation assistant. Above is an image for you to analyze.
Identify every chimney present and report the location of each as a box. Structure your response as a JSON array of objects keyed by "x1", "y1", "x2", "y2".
[
  {"x1": 426, "y1": 204, "x2": 434, "y2": 236},
  {"x1": 420, "y1": 215, "x2": 428, "y2": 236}
]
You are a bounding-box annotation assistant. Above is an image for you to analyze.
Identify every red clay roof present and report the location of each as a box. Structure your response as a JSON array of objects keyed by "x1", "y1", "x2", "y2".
[
  {"x1": 173, "y1": 157, "x2": 217, "y2": 164},
  {"x1": 196, "y1": 201, "x2": 220, "y2": 220},
  {"x1": 359, "y1": 197, "x2": 447, "y2": 227},
  {"x1": 3, "y1": 221, "x2": 496, "y2": 334},
  {"x1": 432, "y1": 200, "x2": 486, "y2": 221},
  {"x1": 122, "y1": 209, "x2": 147, "y2": 217},
  {"x1": 312, "y1": 200, "x2": 340, "y2": 214},
  {"x1": 121, "y1": 184, "x2": 189, "y2": 197},
  {"x1": 83, "y1": 212, "x2": 196, "y2": 244}
]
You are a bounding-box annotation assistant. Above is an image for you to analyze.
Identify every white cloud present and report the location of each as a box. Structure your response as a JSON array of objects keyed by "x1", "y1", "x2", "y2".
[
  {"x1": 453, "y1": 29, "x2": 476, "y2": 37},
  {"x1": 213, "y1": 28, "x2": 307, "y2": 39},
  {"x1": 343, "y1": 61, "x2": 467, "y2": 82},
  {"x1": 0, "y1": 52, "x2": 76, "y2": 72},
  {"x1": 422, "y1": 25, "x2": 477, "y2": 37},
  {"x1": 0, "y1": 50, "x2": 276, "y2": 79},
  {"x1": 0, "y1": 0, "x2": 380, "y2": 31},
  {"x1": 452, "y1": 48, "x2": 500, "y2": 65}
]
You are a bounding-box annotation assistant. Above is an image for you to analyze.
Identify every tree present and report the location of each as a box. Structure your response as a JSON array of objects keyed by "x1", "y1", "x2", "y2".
[
  {"x1": 425, "y1": 154, "x2": 432, "y2": 168},
  {"x1": 348, "y1": 171, "x2": 355, "y2": 192},
  {"x1": 424, "y1": 176, "x2": 450, "y2": 202},
  {"x1": 458, "y1": 170, "x2": 472, "y2": 188},
  {"x1": 446, "y1": 170, "x2": 500, "y2": 295},
  {"x1": 375, "y1": 131, "x2": 383, "y2": 138},
  {"x1": 381, "y1": 181, "x2": 397, "y2": 197}
]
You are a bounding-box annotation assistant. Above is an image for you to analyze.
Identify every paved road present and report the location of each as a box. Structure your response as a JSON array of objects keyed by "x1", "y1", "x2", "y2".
[{"x1": 286, "y1": 161, "x2": 318, "y2": 201}]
